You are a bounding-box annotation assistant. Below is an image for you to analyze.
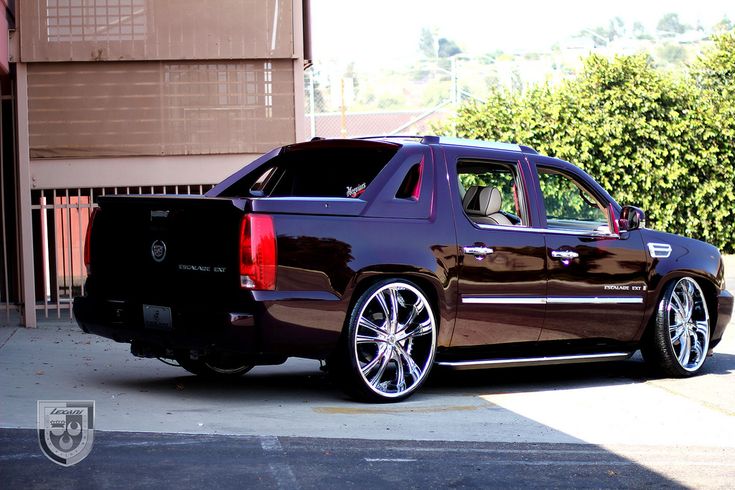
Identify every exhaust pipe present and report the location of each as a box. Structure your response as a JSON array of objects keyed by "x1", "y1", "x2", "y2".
[{"x1": 131, "y1": 341, "x2": 167, "y2": 359}]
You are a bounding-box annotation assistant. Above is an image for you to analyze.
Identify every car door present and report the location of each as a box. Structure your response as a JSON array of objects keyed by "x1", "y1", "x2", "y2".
[
  {"x1": 529, "y1": 158, "x2": 648, "y2": 343},
  {"x1": 447, "y1": 147, "x2": 547, "y2": 348}
]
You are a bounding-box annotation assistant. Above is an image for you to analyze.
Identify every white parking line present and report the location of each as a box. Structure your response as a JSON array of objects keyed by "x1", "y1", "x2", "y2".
[
  {"x1": 364, "y1": 458, "x2": 418, "y2": 462},
  {"x1": 260, "y1": 436, "x2": 300, "y2": 490}
]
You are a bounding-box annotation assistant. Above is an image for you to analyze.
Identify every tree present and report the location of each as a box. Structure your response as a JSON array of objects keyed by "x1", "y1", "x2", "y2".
[
  {"x1": 437, "y1": 38, "x2": 462, "y2": 58},
  {"x1": 437, "y1": 45, "x2": 735, "y2": 252},
  {"x1": 608, "y1": 17, "x2": 626, "y2": 40},
  {"x1": 713, "y1": 16, "x2": 733, "y2": 33},
  {"x1": 657, "y1": 13, "x2": 688, "y2": 36},
  {"x1": 657, "y1": 43, "x2": 687, "y2": 65},
  {"x1": 693, "y1": 31, "x2": 735, "y2": 91},
  {"x1": 419, "y1": 27, "x2": 436, "y2": 59},
  {"x1": 632, "y1": 21, "x2": 652, "y2": 40},
  {"x1": 576, "y1": 17, "x2": 626, "y2": 47},
  {"x1": 576, "y1": 26, "x2": 609, "y2": 47},
  {"x1": 306, "y1": 69, "x2": 327, "y2": 112},
  {"x1": 418, "y1": 28, "x2": 461, "y2": 59}
]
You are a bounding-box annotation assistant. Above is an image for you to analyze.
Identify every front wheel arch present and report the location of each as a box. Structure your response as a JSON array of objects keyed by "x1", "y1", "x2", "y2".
[
  {"x1": 341, "y1": 272, "x2": 445, "y2": 340},
  {"x1": 641, "y1": 275, "x2": 712, "y2": 377},
  {"x1": 645, "y1": 271, "x2": 719, "y2": 337}
]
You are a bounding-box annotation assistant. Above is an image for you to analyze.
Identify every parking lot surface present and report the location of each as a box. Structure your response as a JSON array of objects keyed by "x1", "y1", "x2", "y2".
[{"x1": 1, "y1": 261, "x2": 733, "y2": 488}]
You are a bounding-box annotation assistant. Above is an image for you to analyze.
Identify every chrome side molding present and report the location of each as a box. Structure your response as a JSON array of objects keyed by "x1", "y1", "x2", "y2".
[
  {"x1": 462, "y1": 296, "x2": 643, "y2": 305},
  {"x1": 462, "y1": 297, "x2": 546, "y2": 305},
  {"x1": 435, "y1": 352, "x2": 633, "y2": 370}
]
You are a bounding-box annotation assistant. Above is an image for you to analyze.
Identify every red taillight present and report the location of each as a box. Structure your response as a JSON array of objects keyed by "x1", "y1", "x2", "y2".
[
  {"x1": 239, "y1": 214, "x2": 277, "y2": 290},
  {"x1": 84, "y1": 208, "x2": 99, "y2": 275}
]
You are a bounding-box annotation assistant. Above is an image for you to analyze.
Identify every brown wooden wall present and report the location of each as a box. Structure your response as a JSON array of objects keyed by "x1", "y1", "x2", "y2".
[
  {"x1": 27, "y1": 60, "x2": 295, "y2": 158},
  {"x1": 20, "y1": 0, "x2": 294, "y2": 62}
]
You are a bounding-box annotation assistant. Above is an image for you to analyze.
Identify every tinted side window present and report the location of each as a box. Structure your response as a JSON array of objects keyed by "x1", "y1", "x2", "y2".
[
  {"x1": 218, "y1": 146, "x2": 398, "y2": 198},
  {"x1": 538, "y1": 168, "x2": 608, "y2": 232}
]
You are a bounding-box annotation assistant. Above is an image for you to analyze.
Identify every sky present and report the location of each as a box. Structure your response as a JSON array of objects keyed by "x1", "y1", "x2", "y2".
[{"x1": 310, "y1": 0, "x2": 735, "y2": 67}]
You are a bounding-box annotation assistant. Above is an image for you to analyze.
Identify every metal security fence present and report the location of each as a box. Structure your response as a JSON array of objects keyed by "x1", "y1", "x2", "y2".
[
  {"x1": 0, "y1": 87, "x2": 19, "y2": 324},
  {"x1": 31, "y1": 184, "x2": 214, "y2": 321}
]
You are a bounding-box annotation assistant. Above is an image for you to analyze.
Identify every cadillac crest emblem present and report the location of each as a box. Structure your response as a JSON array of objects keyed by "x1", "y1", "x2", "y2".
[{"x1": 151, "y1": 240, "x2": 167, "y2": 262}]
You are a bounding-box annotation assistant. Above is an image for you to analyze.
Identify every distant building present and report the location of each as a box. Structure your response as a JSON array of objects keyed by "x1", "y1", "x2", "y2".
[{"x1": 306, "y1": 109, "x2": 451, "y2": 139}]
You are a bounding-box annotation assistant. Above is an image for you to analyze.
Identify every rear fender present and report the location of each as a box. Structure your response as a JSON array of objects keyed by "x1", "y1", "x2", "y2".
[{"x1": 345, "y1": 268, "x2": 456, "y2": 349}]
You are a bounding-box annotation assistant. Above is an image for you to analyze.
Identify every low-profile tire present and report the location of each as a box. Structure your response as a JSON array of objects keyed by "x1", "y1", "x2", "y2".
[
  {"x1": 176, "y1": 352, "x2": 254, "y2": 379},
  {"x1": 337, "y1": 279, "x2": 437, "y2": 402},
  {"x1": 642, "y1": 277, "x2": 710, "y2": 377}
]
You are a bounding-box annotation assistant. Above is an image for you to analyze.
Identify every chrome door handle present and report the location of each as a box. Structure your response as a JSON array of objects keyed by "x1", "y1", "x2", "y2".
[
  {"x1": 463, "y1": 246, "x2": 494, "y2": 256},
  {"x1": 551, "y1": 250, "x2": 579, "y2": 260}
]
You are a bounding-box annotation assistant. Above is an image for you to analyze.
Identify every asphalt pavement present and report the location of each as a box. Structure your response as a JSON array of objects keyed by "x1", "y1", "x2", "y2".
[
  {"x1": 0, "y1": 430, "x2": 711, "y2": 488},
  {"x1": 1, "y1": 259, "x2": 733, "y2": 488}
]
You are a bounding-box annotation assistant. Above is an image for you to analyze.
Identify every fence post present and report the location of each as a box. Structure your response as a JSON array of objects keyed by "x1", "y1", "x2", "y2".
[
  {"x1": 340, "y1": 78, "x2": 347, "y2": 138},
  {"x1": 15, "y1": 63, "x2": 36, "y2": 327}
]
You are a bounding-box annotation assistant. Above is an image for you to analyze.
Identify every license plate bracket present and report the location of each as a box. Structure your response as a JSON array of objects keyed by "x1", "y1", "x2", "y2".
[{"x1": 143, "y1": 305, "x2": 172, "y2": 330}]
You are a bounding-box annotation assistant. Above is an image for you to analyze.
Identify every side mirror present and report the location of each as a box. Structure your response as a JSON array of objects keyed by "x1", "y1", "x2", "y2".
[{"x1": 619, "y1": 205, "x2": 645, "y2": 231}]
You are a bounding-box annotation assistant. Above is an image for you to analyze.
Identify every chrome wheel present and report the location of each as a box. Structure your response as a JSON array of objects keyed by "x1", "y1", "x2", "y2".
[
  {"x1": 664, "y1": 277, "x2": 710, "y2": 372},
  {"x1": 203, "y1": 360, "x2": 254, "y2": 375},
  {"x1": 350, "y1": 281, "x2": 437, "y2": 401}
]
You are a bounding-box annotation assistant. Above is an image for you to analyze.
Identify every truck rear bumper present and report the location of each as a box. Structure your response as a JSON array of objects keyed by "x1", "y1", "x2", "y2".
[
  {"x1": 73, "y1": 296, "x2": 259, "y2": 356},
  {"x1": 712, "y1": 289, "x2": 733, "y2": 346}
]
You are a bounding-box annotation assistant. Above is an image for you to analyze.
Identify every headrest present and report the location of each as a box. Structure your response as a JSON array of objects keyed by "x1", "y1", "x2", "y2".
[
  {"x1": 462, "y1": 186, "x2": 480, "y2": 211},
  {"x1": 478, "y1": 186, "x2": 502, "y2": 216}
]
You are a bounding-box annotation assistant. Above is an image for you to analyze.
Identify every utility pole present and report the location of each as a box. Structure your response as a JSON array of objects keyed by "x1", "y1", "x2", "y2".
[
  {"x1": 340, "y1": 78, "x2": 347, "y2": 138},
  {"x1": 309, "y1": 69, "x2": 316, "y2": 138},
  {"x1": 450, "y1": 56, "x2": 458, "y2": 105}
]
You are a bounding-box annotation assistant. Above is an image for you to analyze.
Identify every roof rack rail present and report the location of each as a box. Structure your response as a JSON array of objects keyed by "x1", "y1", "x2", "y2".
[
  {"x1": 424, "y1": 136, "x2": 521, "y2": 152},
  {"x1": 353, "y1": 135, "x2": 426, "y2": 141},
  {"x1": 349, "y1": 135, "x2": 537, "y2": 153}
]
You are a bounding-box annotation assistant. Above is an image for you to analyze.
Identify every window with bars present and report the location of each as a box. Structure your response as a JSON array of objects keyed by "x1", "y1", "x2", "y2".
[{"x1": 46, "y1": 0, "x2": 147, "y2": 43}]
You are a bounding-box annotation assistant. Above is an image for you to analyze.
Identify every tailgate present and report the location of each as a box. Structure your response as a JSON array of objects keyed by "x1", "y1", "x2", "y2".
[{"x1": 89, "y1": 195, "x2": 247, "y2": 306}]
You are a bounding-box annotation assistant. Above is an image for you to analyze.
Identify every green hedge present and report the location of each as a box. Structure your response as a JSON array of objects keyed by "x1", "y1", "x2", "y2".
[{"x1": 440, "y1": 33, "x2": 735, "y2": 253}]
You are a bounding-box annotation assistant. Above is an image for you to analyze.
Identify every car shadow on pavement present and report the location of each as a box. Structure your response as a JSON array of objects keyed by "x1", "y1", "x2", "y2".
[
  {"x1": 1, "y1": 324, "x2": 725, "y2": 487},
  {"x1": 94, "y1": 349, "x2": 735, "y2": 403},
  {"x1": 427, "y1": 350, "x2": 735, "y2": 395},
  {"x1": 96, "y1": 361, "x2": 343, "y2": 403}
]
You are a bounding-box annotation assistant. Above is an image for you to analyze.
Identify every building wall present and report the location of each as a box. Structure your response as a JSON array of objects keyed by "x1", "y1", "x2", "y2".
[
  {"x1": 21, "y1": 0, "x2": 302, "y2": 163},
  {"x1": 27, "y1": 60, "x2": 295, "y2": 158},
  {"x1": 11, "y1": 0, "x2": 308, "y2": 326},
  {"x1": 21, "y1": 0, "x2": 295, "y2": 62}
]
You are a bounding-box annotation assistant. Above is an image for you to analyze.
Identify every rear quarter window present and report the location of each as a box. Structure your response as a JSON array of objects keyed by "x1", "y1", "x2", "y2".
[{"x1": 217, "y1": 144, "x2": 399, "y2": 198}]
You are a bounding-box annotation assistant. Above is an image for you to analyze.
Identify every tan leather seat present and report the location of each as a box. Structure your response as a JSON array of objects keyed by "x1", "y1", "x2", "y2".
[
  {"x1": 462, "y1": 185, "x2": 480, "y2": 213},
  {"x1": 471, "y1": 186, "x2": 512, "y2": 226}
]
